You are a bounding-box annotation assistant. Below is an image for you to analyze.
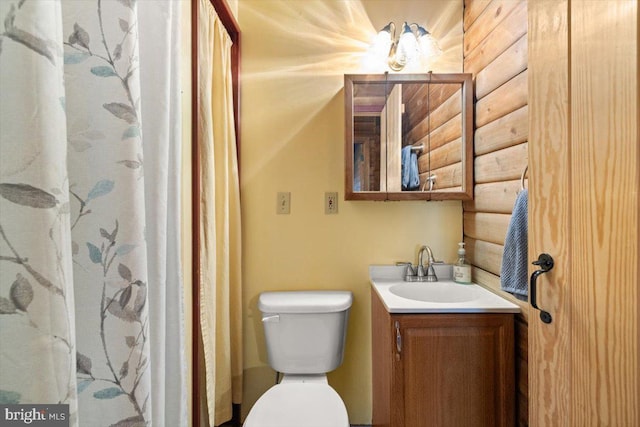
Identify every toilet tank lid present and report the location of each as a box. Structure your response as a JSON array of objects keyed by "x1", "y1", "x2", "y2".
[{"x1": 259, "y1": 290, "x2": 353, "y2": 314}]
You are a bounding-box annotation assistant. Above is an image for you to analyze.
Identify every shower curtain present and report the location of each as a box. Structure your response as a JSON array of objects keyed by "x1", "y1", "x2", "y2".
[
  {"x1": 0, "y1": 0, "x2": 187, "y2": 425},
  {"x1": 197, "y1": 0, "x2": 243, "y2": 424}
]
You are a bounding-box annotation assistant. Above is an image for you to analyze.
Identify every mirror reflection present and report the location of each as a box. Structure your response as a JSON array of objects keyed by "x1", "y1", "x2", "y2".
[{"x1": 345, "y1": 73, "x2": 473, "y2": 201}]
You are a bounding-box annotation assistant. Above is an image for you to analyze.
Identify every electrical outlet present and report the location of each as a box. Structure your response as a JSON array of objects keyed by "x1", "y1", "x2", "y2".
[
  {"x1": 277, "y1": 192, "x2": 290, "y2": 214},
  {"x1": 325, "y1": 192, "x2": 338, "y2": 214}
]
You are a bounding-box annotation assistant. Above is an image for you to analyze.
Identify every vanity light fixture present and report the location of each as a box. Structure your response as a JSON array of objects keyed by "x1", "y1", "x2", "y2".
[{"x1": 371, "y1": 22, "x2": 442, "y2": 71}]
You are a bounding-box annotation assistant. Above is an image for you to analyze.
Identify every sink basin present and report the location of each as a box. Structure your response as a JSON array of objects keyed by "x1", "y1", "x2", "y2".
[
  {"x1": 389, "y1": 282, "x2": 482, "y2": 303},
  {"x1": 369, "y1": 265, "x2": 521, "y2": 313}
]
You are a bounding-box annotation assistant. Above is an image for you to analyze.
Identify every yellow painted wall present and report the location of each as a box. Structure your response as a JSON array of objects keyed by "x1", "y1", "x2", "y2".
[{"x1": 238, "y1": 0, "x2": 463, "y2": 423}]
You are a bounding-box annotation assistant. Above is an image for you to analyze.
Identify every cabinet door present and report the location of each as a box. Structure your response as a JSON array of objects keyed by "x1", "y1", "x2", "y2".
[{"x1": 395, "y1": 314, "x2": 514, "y2": 427}]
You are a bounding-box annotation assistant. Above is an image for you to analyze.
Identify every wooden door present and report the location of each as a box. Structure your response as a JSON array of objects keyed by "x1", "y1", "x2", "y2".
[{"x1": 528, "y1": 1, "x2": 638, "y2": 425}]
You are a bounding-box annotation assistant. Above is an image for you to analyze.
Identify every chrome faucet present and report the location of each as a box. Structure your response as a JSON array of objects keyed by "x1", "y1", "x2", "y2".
[{"x1": 417, "y1": 245, "x2": 438, "y2": 282}]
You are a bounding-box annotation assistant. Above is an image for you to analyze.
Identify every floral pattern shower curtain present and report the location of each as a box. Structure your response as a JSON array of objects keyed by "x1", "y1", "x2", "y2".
[{"x1": 0, "y1": 1, "x2": 186, "y2": 425}]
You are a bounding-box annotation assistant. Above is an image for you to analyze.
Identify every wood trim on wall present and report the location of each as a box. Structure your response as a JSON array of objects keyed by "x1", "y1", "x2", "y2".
[
  {"x1": 190, "y1": 1, "x2": 199, "y2": 423},
  {"x1": 192, "y1": 1, "x2": 241, "y2": 426}
]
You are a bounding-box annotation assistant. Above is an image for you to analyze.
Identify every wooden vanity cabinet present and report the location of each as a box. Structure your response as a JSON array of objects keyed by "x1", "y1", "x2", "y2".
[{"x1": 372, "y1": 291, "x2": 515, "y2": 427}]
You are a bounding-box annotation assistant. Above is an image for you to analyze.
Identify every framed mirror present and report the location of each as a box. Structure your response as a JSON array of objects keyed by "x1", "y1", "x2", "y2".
[{"x1": 344, "y1": 73, "x2": 473, "y2": 201}]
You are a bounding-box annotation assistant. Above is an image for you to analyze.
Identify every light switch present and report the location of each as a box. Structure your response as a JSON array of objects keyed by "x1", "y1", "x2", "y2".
[
  {"x1": 277, "y1": 192, "x2": 290, "y2": 214},
  {"x1": 325, "y1": 192, "x2": 338, "y2": 214}
]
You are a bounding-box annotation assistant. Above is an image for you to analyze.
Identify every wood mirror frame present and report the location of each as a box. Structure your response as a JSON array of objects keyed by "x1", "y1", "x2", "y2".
[{"x1": 344, "y1": 73, "x2": 473, "y2": 201}]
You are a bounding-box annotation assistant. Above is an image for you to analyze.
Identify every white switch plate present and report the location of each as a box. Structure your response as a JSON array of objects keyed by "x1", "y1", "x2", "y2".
[
  {"x1": 277, "y1": 192, "x2": 290, "y2": 214},
  {"x1": 325, "y1": 192, "x2": 338, "y2": 214}
]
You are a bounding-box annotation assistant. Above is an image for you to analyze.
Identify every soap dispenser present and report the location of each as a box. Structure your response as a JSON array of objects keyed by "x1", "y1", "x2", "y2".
[{"x1": 453, "y1": 242, "x2": 472, "y2": 284}]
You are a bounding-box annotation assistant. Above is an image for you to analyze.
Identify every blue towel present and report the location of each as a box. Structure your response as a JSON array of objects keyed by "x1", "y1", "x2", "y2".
[
  {"x1": 401, "y1": 146, "x2": 420, "y2": 190},
  {"x1": 501, "y1": 189, "x2": 528, "y2": 298}
]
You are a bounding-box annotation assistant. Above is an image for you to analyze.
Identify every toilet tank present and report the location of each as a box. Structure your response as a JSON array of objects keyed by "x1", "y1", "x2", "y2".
[{"x1": 258, "y1": 290, "x2": 353, "y2": 374}]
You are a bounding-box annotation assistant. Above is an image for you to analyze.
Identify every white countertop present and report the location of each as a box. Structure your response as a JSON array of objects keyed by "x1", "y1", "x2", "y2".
[{"x1": 370, "y1": 265, "x2": 521, "y2": 314}]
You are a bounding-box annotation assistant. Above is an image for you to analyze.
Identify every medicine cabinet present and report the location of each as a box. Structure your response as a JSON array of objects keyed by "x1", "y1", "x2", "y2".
[{"x1": 344, "y1": 73, "x2": 473, "y2": 201}]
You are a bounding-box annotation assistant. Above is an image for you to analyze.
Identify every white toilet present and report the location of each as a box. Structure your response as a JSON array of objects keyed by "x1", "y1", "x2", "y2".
[{"x1": 243, "y1": 290, "x2": 353, "y2": 427}]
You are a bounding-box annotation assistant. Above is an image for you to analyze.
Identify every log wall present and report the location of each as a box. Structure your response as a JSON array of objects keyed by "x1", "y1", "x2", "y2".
[
  {"x1": 404, "y1": 84, "x2": 463, "y2": 191},
  {"x1": 463, "y1": 1, "x2": 529, "y2": 425}
]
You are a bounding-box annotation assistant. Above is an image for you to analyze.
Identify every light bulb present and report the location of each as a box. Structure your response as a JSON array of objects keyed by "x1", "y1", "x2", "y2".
[
  {"x1": 418, "y1": 31, "x2": 442, "y2": 58},
  {"x1": 371, "y1": 28, "x2": 392, "y2": 58},
  {"x1": 398, "y1": 30, "x2": 418, "y2": 64},
  {"x1": 369, "y1": 22, "x2": 441, "y2": 71}
]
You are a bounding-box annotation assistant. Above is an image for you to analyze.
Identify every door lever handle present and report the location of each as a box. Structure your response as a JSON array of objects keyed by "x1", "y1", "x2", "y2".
[{"x1": 530, "y1": 253, "x2": 554, "y2": 324}]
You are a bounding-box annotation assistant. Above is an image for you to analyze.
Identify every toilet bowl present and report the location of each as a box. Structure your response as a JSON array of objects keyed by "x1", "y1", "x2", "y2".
[
  {"x1": 242, "y1": 375, "x2": 349, "y2": 427},
  {"x1": 243, "y1": 290, "x2": 353, "y2": 427}
]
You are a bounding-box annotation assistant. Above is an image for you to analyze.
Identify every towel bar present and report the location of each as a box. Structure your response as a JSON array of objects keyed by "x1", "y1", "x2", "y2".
[{"x1": 520, "y1": 165, "x2": 528, "y2": 191}]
